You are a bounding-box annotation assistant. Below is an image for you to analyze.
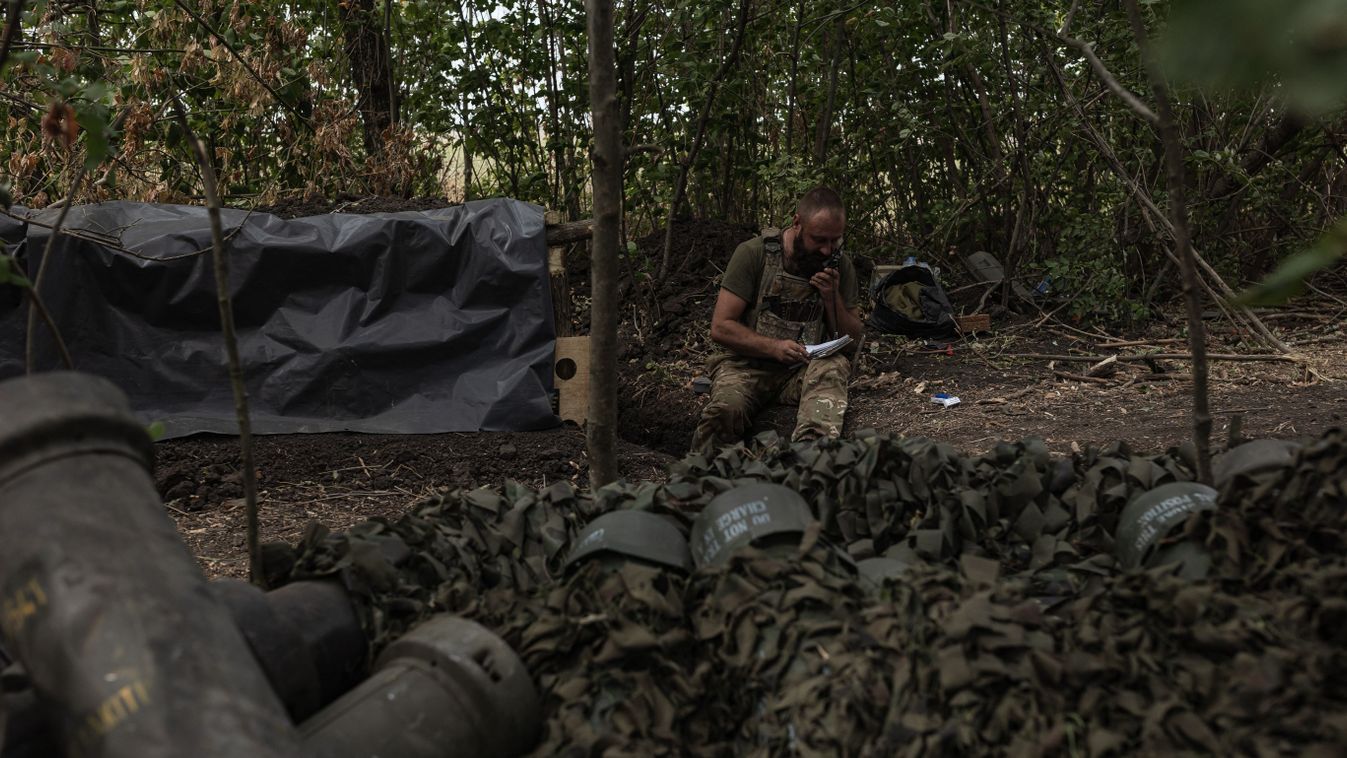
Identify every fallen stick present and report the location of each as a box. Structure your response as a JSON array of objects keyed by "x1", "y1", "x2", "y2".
[
  {"x1": 1096, "y1": 337, "x2": 1187, "y2": 349},
  {"x1": 1005, "y1": 352, "x2": 1297, "y2": 363},
  {"x1": 1054, "y1": 370, "x2": 1111, "y2": 384},
  {"x1": 1086, "y1": 355, "x2": 1119, "y2": 377},
  {"x1": 1291, "y1": 334, "x2": 1346, "y2": 346},
  {"x1": 1253, "y1": 311, "x2": 1335, "y2": 320},
  {"x1": 545, "y1": 218, "x2": 594, "y2": 245}
]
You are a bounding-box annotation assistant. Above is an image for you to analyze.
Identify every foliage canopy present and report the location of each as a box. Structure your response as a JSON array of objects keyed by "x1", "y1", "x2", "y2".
[{"x1": 2, "y1": 0, "x2": 1345, "y2": 315}]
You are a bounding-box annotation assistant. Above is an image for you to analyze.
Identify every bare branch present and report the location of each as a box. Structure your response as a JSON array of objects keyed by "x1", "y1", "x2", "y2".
[
  {"x1": 0, "y1": 88, "x2": 41, "y2": 113},
  {"x1": 1056, "y1": 33, "x2": 1158, "y2": 125},
  {"x1": 1007, "y1": 352, "x2": 1296, "y2": 364},
  {"x1": 624, "y1": 143, "x2": 665, "y2": 157},
  {"x1": 25, "y1": 163, "x2": 88, "y2": 373},
  {"x1": 1042, "y1": 42, "x2": 1299, "y2": 363},
  {"x1": 1124, "y1": 0, "x2": 1210, "y2": 482},
  {"x1": 2, "y1": 207, "x2": 241, "y2": 261},
  {"x1": 170, "y1": 93, "x2": 264, "y2": 587},
  {"x1": 8, "y1": 41, "x2": 187, "y2": 54}
]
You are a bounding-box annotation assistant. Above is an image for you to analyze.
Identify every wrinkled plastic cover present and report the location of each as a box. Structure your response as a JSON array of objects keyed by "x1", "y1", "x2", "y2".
[{"x1": 0, "y1": 200, "x2": 559, "y2": 438}]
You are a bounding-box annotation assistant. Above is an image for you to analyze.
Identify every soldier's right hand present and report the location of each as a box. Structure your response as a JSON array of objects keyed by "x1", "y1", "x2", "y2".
[{"x1": 770, "y1": 339, "x2": 809, "y2": 365}]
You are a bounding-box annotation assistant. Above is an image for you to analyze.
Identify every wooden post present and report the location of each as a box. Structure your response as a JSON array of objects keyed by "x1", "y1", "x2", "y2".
[
  {"x1": 543, "y1": 218, "x2": 595, "y2": 245},
  {"x1": 545, "y1": 210, "x2": 574, "y2": 337},
  {"x1": 554, "y1": 336, "x2": 591, "y2": 424},
  {"x1": 543, "y1": 213, "x2": 595, "y2": 421}
]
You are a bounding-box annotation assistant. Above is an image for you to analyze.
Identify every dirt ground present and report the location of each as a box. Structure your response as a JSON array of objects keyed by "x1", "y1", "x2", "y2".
[
  {"x1": 163, "y1": 199, "x2": 1347, "y2": 578},
  {"x1": 161, "y1": 429, "x2": 672, "y2": 577},
  {"x1": 846, "y1": 313, "x2": 1347, "y2": 451}
]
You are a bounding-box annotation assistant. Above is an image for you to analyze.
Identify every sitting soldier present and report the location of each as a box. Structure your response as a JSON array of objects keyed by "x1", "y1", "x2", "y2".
[{"x1": 691, "y1": 186, "x2": 863, "y2": 454}]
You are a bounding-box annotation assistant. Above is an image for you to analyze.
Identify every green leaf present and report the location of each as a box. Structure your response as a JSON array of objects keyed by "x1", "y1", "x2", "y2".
[
  {"x1": 81, "y1": 81, "x2": 110, "y2": 105},
  {"x1": 77, "y1": 106, "x2": 111, "y2": 170},
  {"x1": 0, "y1": 256, "x2": 32, "y2": 288},
  {"x1": 1231, "y1": 216, "x2": 1347, "y2": 306},
  {"x1": 1160, "y1": 0, "x2": 1347, "y2": 116}
]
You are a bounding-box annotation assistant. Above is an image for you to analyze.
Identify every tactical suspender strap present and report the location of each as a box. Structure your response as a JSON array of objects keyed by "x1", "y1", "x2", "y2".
[
  {"x1": 751, "y1": 235, "x2": 825, "y2": 344},
  {"x1": 753, "y1": 236, "x2": 784, "y2": 321}
]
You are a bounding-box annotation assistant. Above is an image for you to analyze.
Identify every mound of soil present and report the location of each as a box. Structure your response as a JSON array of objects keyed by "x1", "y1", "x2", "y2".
[
  {"x1": 252, "y1": 193, "x2": 454, "y2": 219},
  {"x1": 612, "y1": 218, "x2": 759, "y2": 456}
]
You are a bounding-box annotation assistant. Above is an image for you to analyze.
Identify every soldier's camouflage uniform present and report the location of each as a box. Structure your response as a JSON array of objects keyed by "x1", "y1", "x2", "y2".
[{"x1": 692, "y1": 234, "x2": 858, "y2": 454}]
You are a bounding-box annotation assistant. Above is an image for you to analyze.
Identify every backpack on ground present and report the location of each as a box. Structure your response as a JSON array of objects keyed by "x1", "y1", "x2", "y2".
[{"x1": 867, "y1": 263, "x2": 957, "y2": 338}]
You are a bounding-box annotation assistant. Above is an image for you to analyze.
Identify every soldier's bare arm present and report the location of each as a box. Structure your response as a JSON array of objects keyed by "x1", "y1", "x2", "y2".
[
  {"x1": 709, "y1": 289, "x2": 809, "y2": 364},
  {"x1": 836, "y1": 305, "x2": 864, "y2": 342},
  {"x1": 808, "y1": 269, "x2": 865, "y2": 342}
]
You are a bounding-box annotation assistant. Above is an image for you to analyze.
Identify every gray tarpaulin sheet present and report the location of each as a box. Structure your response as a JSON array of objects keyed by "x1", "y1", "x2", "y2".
[{"x1": 0, "y1": 199, "x2": 560, "y2": 437}]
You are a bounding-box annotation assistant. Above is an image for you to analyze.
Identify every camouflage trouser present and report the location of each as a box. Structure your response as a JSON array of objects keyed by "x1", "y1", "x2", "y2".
[{"x1": 690, "y1": 353, "x2": 851, "y2": 454}]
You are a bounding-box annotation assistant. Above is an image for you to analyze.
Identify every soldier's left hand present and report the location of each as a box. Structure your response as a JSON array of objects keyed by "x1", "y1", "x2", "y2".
[{"x1": 810, "y1": 267, "x2": 839, "y2": 299}]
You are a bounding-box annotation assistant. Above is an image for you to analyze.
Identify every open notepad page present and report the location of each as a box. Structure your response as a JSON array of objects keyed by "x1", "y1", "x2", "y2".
[{"x1": 805, "y1": 335, "x2": 852, "y2": 359}]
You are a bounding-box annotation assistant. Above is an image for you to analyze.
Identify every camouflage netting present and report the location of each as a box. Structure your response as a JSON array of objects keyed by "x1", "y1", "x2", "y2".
[{"x1": 276, "y1": 428, "x2": 1347, "y2": 755}]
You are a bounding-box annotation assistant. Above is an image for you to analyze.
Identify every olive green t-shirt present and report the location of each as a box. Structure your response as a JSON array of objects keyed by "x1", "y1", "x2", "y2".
[{"x1": 720, "y1": 235, "x2": 860, "y2": 318}]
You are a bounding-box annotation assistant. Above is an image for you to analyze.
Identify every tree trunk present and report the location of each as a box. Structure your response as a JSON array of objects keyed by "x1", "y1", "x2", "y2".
[
  {"x1": 457, "y1": 0, "x2": 475, "y2": 200},
  {"x1": 719, "y1": 124, "x2": 737, "y2": 218},
  {"x1": 172, "y1": 98, "x2": 263, "y2": 586},
  {"x1": 1125, "y1": 0, "x2": 1212, "y2": 485},
  {"x1": 537, "y1": 0, "x2": 564, "y2": 210},
  {"x1": 948, "y1": 1, "x2": 1000, "y2": 164},
  {"x1": 996, "y1": 15, "x2": 1033, "y2": 300},
  {"x1": 384, "y1": 0, "x2": 398, "y2": 124},
  {"x1": 584, "y1": 0, "x2": 622, "y2": 487},
  {"x1": 339, "y1": 0, "x2": 395, "y2": 158},
  {"x1": 812, "y1": 16, "x2": 845, "y2": 165},
  {"x1": 785, "y1": 0, "x2": 805, "y2": 155},
  {"x1": 617, "y1": 1, "x2": 648, "y2": 248}
]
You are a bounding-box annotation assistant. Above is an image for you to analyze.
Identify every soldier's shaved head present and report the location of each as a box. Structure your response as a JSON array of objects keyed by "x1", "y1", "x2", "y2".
[{"x1": 795, "y1": 187, "x2": 846, "y2": 225}]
